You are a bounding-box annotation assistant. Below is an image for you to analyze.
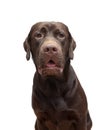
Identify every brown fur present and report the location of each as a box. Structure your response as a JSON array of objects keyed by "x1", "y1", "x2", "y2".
[{"x1": 24, "y1": 22, "x2": 92, "y2": 130}]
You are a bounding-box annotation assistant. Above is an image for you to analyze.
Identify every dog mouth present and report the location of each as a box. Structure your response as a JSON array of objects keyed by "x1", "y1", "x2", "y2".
[
  {"x1": 38, "y1": 59, "x2": 64, "y2": 77},
  {"x1": 46, "y1": 60, "x2": 57, "y2": 67}
]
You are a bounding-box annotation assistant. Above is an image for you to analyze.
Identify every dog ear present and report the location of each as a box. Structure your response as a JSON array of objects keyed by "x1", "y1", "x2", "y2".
[
  {"x1": 23, "y1": 37, "x2": 30, "y2": 60},
  {"x1": 69, "y1": 38, "x2": 76, "y2": 59}
]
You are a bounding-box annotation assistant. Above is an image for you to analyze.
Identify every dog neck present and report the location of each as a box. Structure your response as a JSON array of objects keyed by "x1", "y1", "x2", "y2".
[{"x1": 33, "y1": 63, "x2": 76, "y2": 98}]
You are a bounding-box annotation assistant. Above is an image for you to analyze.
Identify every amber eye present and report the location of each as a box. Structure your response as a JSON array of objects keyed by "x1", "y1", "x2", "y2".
[
  {"x1": 55, "y1": 30, "x2": 65, "y2": 39},
  {"x1": 35, "y1": 32, "x2": 43, "y2": 39},
  {"x1": 58, "y1": 32, "x2": 65, "y2": 38}
]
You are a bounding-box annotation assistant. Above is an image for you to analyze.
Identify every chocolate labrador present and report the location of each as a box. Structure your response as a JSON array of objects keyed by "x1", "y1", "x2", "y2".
[{"x1": 24, "y1": 22, "x2": 92, "y2": 130}]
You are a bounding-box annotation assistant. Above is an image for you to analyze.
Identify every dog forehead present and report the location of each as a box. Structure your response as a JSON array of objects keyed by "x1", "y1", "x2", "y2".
[{"x1": 31, "y1": 22, "x2": 68, "y2": 31}]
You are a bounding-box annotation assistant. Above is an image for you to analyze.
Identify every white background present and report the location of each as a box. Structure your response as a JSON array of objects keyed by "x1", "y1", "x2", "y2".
[{"x1": 0, "y1": 0, "x2": 104, "y2": 130}]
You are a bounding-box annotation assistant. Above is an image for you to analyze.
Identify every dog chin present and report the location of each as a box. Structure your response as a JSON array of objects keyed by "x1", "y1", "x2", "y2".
[{"x1": 38, "y1": 67, "x2": 63, "y2": 77}]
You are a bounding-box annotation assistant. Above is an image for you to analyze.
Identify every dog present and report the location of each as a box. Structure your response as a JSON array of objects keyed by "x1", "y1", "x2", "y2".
[{"x1": 24, "y1": 22, "x2": 92, "y2": 130}]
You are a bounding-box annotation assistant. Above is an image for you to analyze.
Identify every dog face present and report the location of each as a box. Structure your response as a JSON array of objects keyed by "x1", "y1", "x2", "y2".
[{"x1": 24, "y1": 22, "x2": 76, "y2": 78}]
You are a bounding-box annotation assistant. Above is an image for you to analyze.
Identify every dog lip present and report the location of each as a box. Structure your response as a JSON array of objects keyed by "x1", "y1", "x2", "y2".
[
  {"x1": 46, "y1": 60, "x2": 56, "y2": 67},
  {"x1": 38, "y1": 59, "x2": 64, "y2": 75}
]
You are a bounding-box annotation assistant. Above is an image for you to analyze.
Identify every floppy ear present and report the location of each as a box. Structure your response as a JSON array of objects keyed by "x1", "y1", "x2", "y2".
[
  {"x1": 23, "y1": 38, "x2": 30, "y2": 60},
  {"x1": 69, "y1": 38, "x2": 76, "y2": 59}
]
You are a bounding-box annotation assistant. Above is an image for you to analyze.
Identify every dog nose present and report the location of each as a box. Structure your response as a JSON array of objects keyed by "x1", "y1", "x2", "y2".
[{"x1": 43, "y1": 45, "x2": 58, "y2": 54}]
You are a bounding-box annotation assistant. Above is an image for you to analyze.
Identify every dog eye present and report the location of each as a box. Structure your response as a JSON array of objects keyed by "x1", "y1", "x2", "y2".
[
  {"x1": 35, "y1": 32, "x2": 44, "y2": 39},
  {"x1": 58, "y1": 33, "x2": 65, "y2": 38},
  {"x1": 55, "y1": 30, "x2": 65, "y2": 39}
]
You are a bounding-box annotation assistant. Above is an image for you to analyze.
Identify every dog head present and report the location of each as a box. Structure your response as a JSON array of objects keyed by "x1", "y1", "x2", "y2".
[{"x1": 24, "y1": 22, "x2": 76, "y2": 78}]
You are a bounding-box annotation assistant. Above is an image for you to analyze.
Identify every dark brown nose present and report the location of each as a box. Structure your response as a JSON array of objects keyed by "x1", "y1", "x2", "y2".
[{"x1": 43, "y1": 44, "x2": 58, "y2": 54}]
